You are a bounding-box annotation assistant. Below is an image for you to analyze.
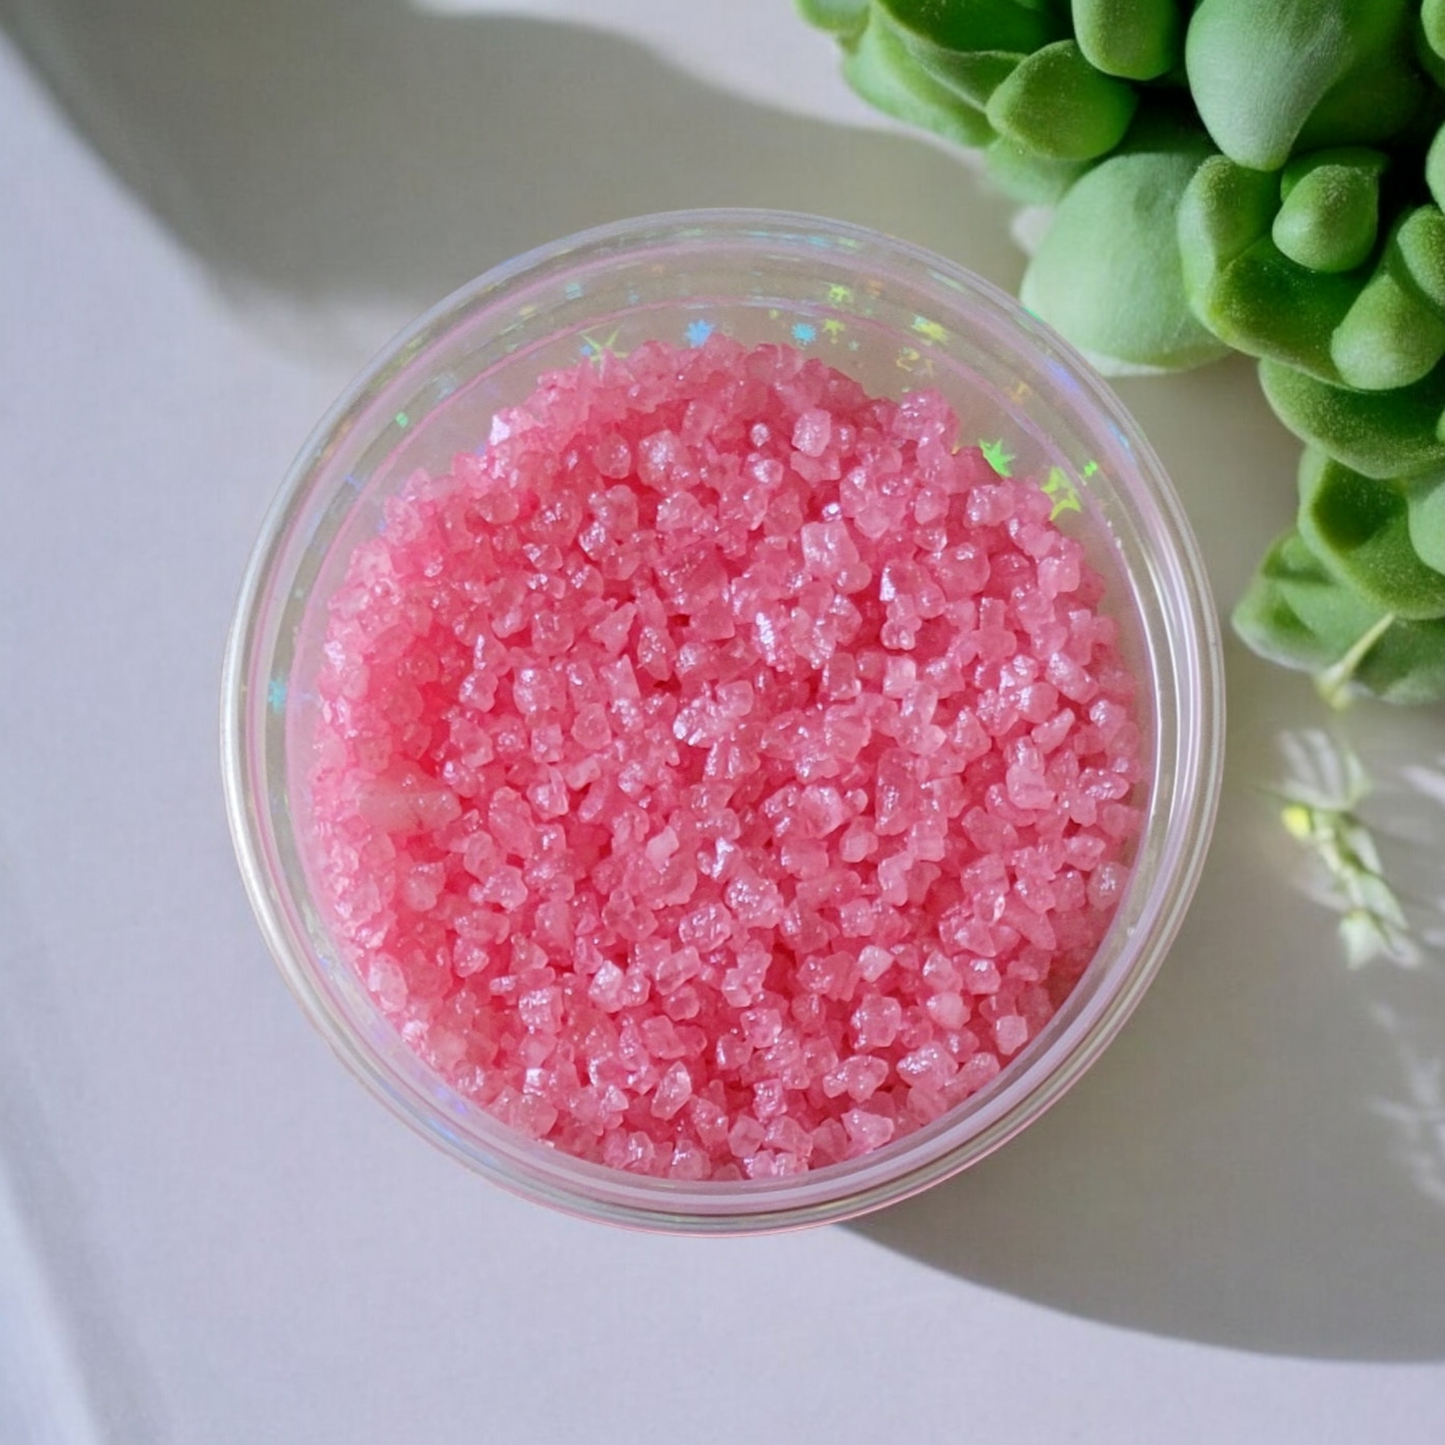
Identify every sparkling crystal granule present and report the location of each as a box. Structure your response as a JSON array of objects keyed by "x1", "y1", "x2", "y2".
[{"x1": 308, "y1": 336, "x2": 1145, "y2": 1180}]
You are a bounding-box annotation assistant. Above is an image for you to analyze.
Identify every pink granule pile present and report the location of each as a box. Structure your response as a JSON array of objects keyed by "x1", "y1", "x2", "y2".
[{"x1": 308, "y1": 335, "x2": 1144, "y2": 1181}]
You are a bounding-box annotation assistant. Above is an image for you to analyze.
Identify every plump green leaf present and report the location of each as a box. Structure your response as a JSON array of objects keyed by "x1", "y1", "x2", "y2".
[
  {"x1": 844, "y1": 9, "x2": 997, "y2": 148},
  {"x1": 878, "y1": 0, "x2": 1064, "y2": 54},
  {"x1": 1177, "y1": 154, "x2": 1277, "y2": 290},
  {"x1": 1234, "y1": 528, "x2": 1390, "y2": 672},
  {"x1": 1193, "y1": 242, "x2": 1360, "y2": 383},
  {"x1": 1071, "y1": 0, "x2": 1182, "y2": 81},
  {"x1": 1391, "y1": 205, "x2": 1445, "y2": 317},
  {"x1": 1406, "y1": 470, "x2": 1445, "y2": 573},
  {"x1": 795, "y1": 0, "x2": 871, "y2": 40},
  {"x1": 1272, "y1": 149, "x2": 1384, "y2": 274},
  {"x1": 1331, "y1": 268, "x2": 1445, "y2": 392},
  {"x1": 1233, "y1": 529, "x2": 1445, "y2": 702},
  {"x1": 1020, "y1": 125, "x2": 1227, "y2": 370},
  {"x1": 1295, "y1": 52, "x2": 1427, "y2": 160},
  {"x1": 909, "y1": 48, "x2": 1025, "y2": 107},
  {"x1": 1427, "y1": 123, "x2": 1445, "y2": 213},
  {"x1": 1425, "y1": 0, "x2": 1445, "y2": 55},
  {"x1": 874, "y1": 2, "x2": 1046, "y2": 105},
  {"x1": 986, "y1": 40, "x2": 1138, "y2": 162},
  {"x1": 1416, "y1": 3, "x2": 1445, "y2": 86},
  {"x1": 1186, "y1": 0, "x2": 1419, "y2": 171},
  {"x1": 1259, "y1": 358, "x2": 1445, "y2": 479},
  {"x1": 984, "y1": 135, "x2": 1092, "y2": 203},
  {"x1": 1298, "y1": 448, "x2": 1445, "y2": 618},
  {"x1": 1353, "y1": 616, "x2": 1445, "y2": 702},
  {"x1": 1179, "y1": 155, "x2": 1360, "y2": 380}
]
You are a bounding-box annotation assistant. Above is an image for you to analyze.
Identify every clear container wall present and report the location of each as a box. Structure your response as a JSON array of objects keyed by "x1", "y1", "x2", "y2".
[{"x1": 225, "y1": 211, "x2": 1223, "y2": 1231}]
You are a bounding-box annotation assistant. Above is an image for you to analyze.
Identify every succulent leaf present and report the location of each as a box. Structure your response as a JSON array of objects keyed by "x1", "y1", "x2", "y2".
[
  {"x1": 795, "y1": 0, "x2": 871, "y2": 40},
  {"x1": 1071, "y1": 0, "x2": 1183, "y2": 81},
  {"x1": 1234, "y1": 529, "x2": 1388, "y2": 673},
  {"x1": 1186, "y1": 0, "x2": 1420, "y2": 172},
  {"x1": 1177, "y1": 154, "x2": 1278, "y2": 292},
  {"x1": 1233, "y1": 530, "x2": 1445, "y2": 703},
  {"x1": 1417, "y1": 5, "x2": 1445, "y2": 88},
  {"x1": 985, "y1": 40, "x2": 1138, "y2": 162},
  {"x1": 1392, "y1": 205, "x2": 1445, "y2": 318},
  {"x1": 1192, "y1": 241, "x2": 1360, "y2": 384},
  {"x1": 1259, "y1": 359, "x2": 1445, "y2": 480},
  {"x1": 1406, "y1": 471, "x2": 1445, "y2": 573},
  {"x1": 1425, "y1": 0, "x2": 1445, "y2": 58},
  {"x1": 1020, "y1": 125, "x2": 1227, "y2": 370},
  {"x1": 1294, "y1": 49, "x2": 1427, "y2": 159},
  {"x1": 1272, "y1": 149, "x2": 1384, "y2": 275},
  {"x1": 1428, "y1": 123, "x2": 1445, "y2": 212},
  {"x1": 1351, "y1": 618, "x2": 1445, "y2": 703},
  {"x1": 984, "y1": 135, "x2": 1092, "y2": 203},
  {"x1": 844, "y1": 8, "x2": 997, "y2": 148},
  {"x1": 1180, "y1": 158, "x2": 1367, "y2": 382},
  {"x1": 1330, "y1": 267, "x2": 1445, "y2": 393},
  {"x1": 1297, "y1": 448, "x2": 1445, "y2": 618},
  {"x1": 908, "y1": 48, "x2": 1026, "y2": 108},
  {"x1": 877, "y1": 0, "x2": 1064, "y2": 54}
]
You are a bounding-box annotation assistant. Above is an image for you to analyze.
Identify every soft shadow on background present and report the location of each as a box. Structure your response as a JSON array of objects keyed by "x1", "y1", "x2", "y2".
[
  {"x1": 0, "y1": 0, "x2": 1019, "y2": 343},
  {"x1": 7, "y1": 0, "x2": 1445, "y2": 1365}
]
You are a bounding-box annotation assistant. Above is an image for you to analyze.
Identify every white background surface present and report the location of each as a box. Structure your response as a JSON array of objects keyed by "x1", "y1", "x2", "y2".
[{"x1": 3, "y1": 2, "x2": 1445, "y2": 1440}]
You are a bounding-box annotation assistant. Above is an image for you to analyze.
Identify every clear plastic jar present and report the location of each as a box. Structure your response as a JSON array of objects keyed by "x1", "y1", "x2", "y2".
[{"x1": 222, "y1": 210, "x2": 1223, "y2": 1232}]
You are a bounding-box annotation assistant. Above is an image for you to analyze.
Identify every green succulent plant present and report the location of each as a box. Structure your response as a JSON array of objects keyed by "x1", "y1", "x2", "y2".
[{"x1": 801, "y1": 0, "x2": 1445, "y2": 705}]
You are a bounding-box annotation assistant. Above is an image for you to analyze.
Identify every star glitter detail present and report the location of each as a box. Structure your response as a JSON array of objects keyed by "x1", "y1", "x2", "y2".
[
  {"x1": 1042, "y1": 466, "x2": 1082, "y2": 518},
  {"x1": 895, "y1": 346, "x2": 935, "y2": 376},
  {"x1": 980, "y1": 439, "x2": 1015, "y2": 477},
  {"x1": 912, "y1": 315, "x2": 948, "y2": 344},
  {"x1": 822, "y1": 318, "x2": 846, "y2": 342},
  {"x1": 791, "y1": 322, "x2": 817, "y2": 345},
  {"x1": 580, "y1": 329, "x2": 627, "y2": 364},
  {"x1": 267, "y1": 677, "x2": 288, "y2": 712},
  {"x1": 685, "y1": 319, "x2": 715, "y2": 347},
  {"x1": 827, "y1": 284, "x2": 854, "y2": 306}
]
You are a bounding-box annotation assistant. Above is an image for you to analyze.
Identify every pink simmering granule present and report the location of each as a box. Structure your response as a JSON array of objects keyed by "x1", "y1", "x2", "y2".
[{"x1": 308, "y1": 336, "x2": 1144, "y2": 1180}]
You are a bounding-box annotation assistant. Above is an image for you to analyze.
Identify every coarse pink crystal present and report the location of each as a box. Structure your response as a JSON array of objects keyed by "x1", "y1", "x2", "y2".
[{"x1": 307, "y1": 336, "x2": 1145, "y2": 1179}]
